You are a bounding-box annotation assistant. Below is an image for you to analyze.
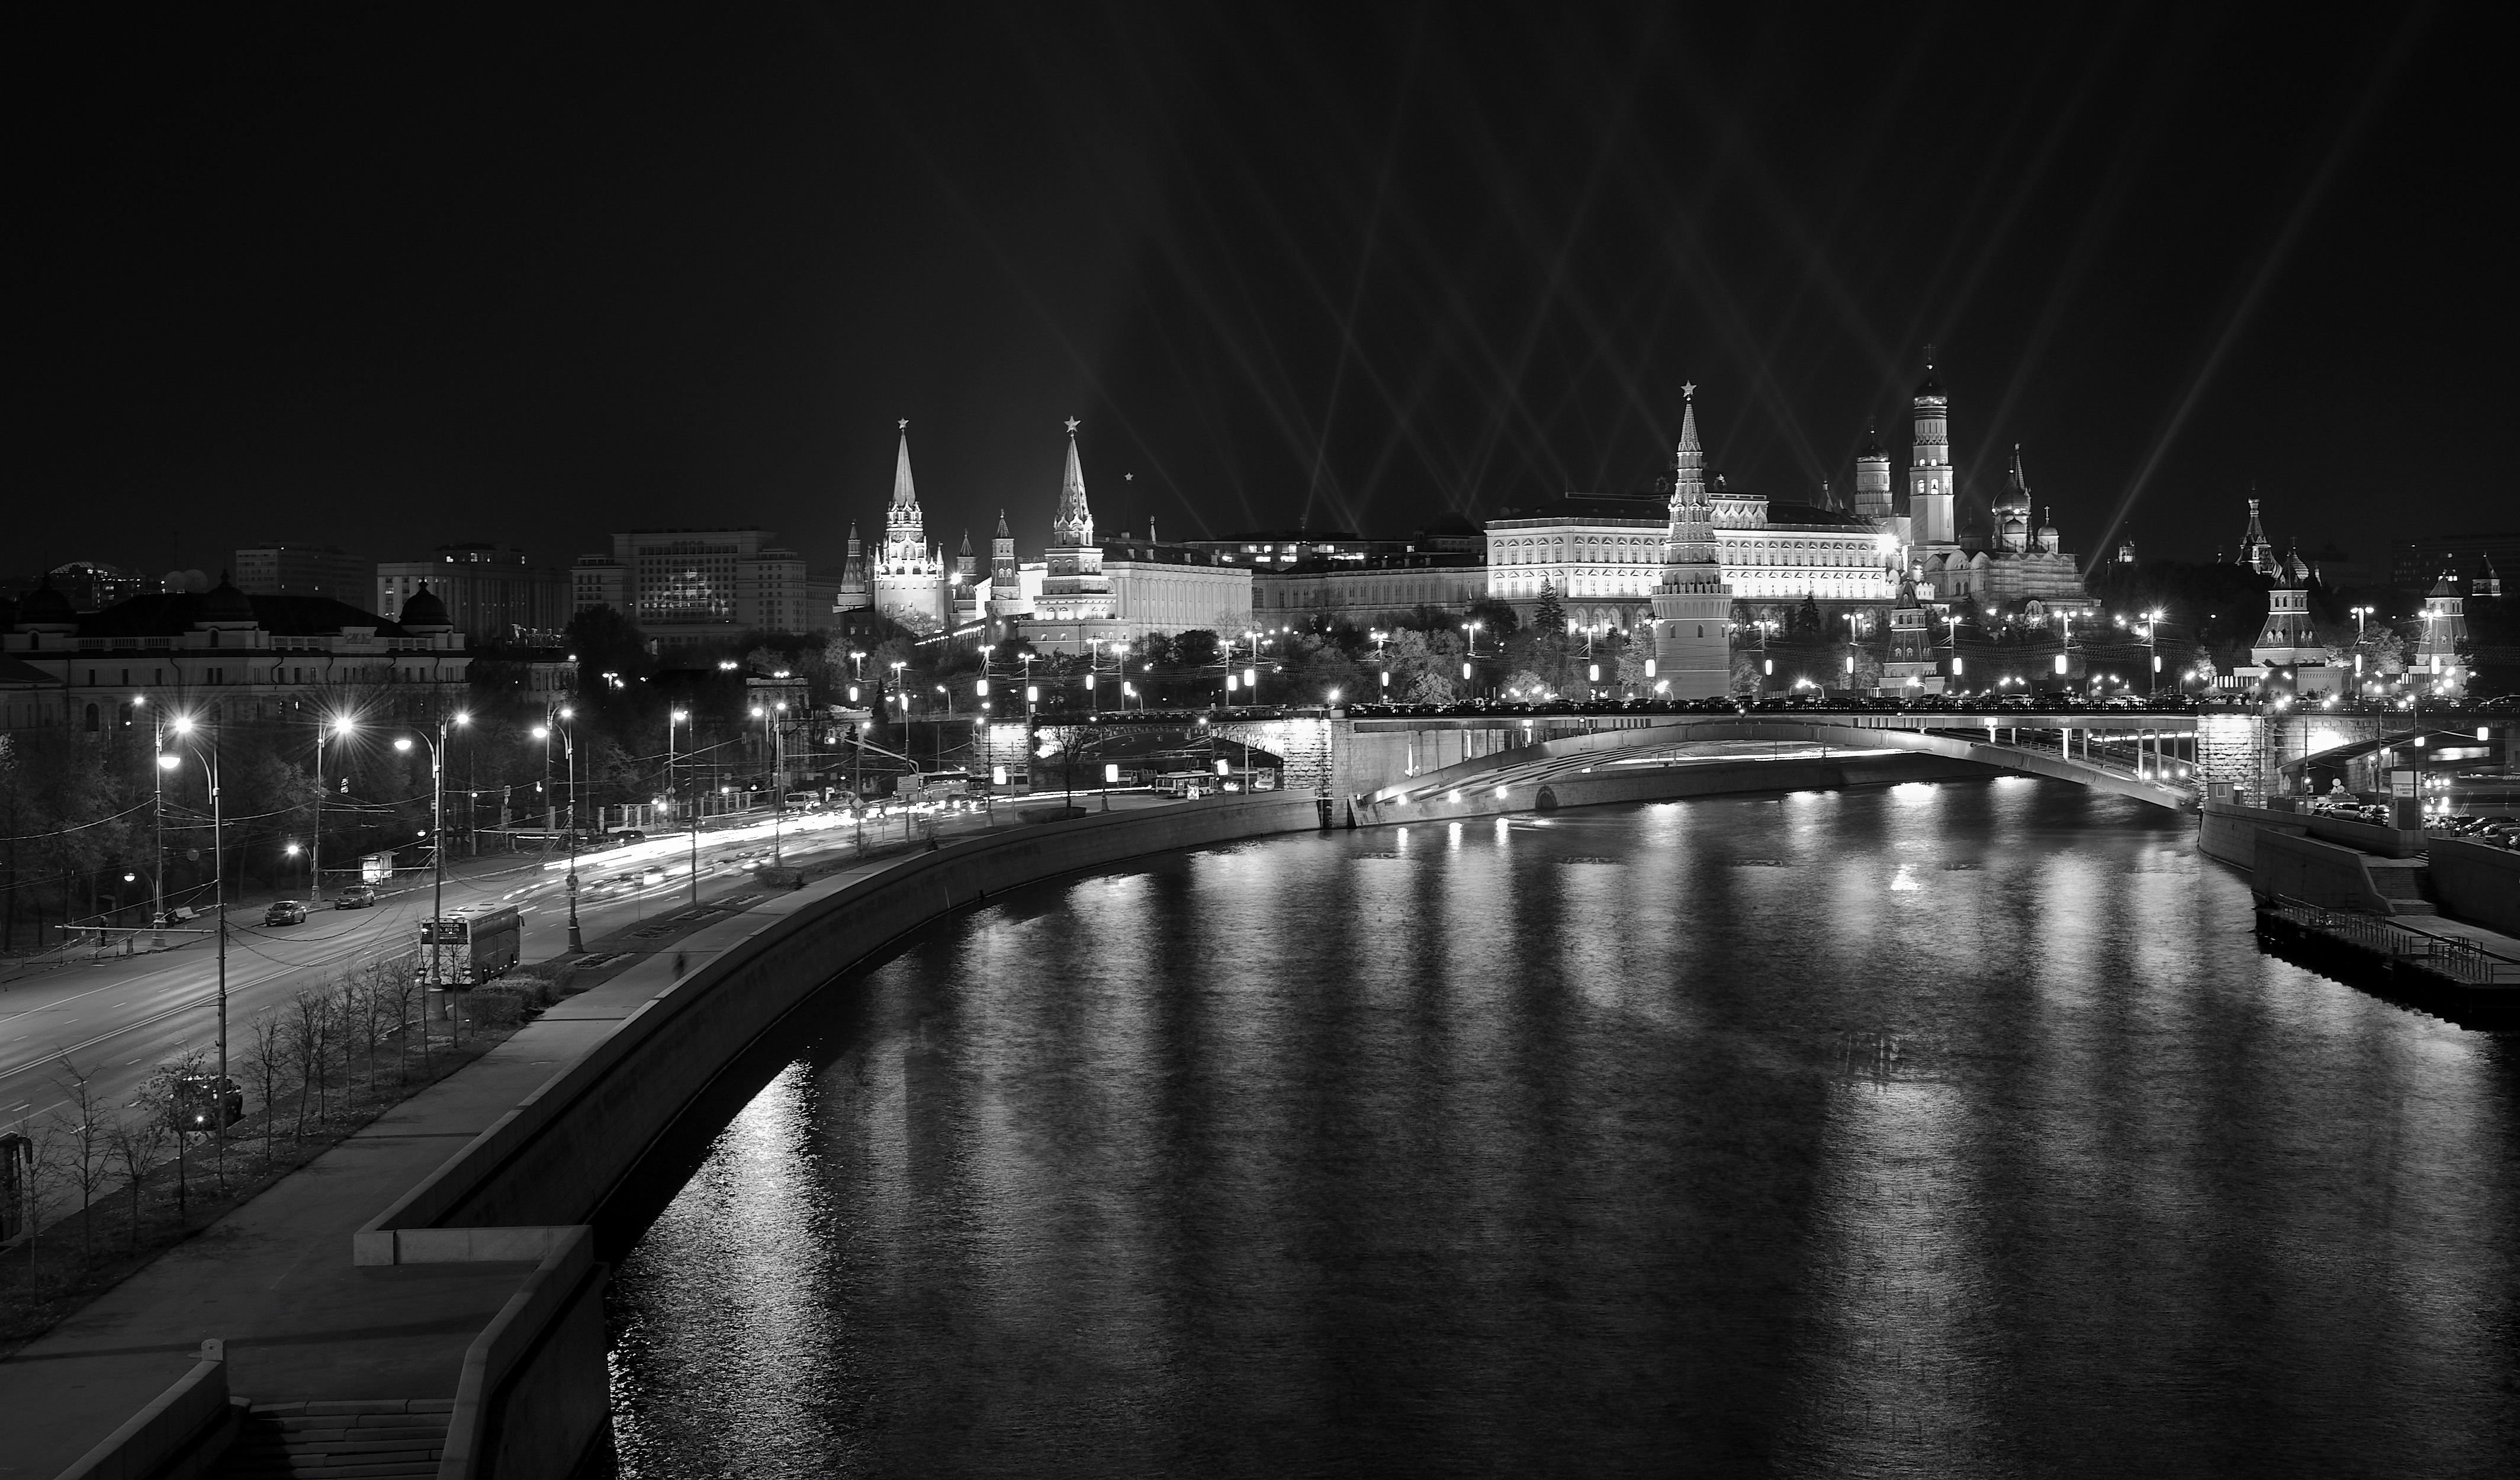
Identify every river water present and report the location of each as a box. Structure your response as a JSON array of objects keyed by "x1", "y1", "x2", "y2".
[{"x1": 603, "y1": 778, "x2": 2518, "y2": 1477}]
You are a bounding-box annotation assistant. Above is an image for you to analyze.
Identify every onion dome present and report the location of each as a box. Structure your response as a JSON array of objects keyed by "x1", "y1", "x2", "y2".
[
  {"x1": 2037, "y1": 506, "x2": 2059, "y2": 545},
  {"x1": 16, "y1": 577, "x2": 75, "y2": 625},
  {"x1": 398, "y1": 581, "x2": 451, "y2": 630},
  {"x1": 1859, "y1": 422, "x2": 1886, "y2": 459}
]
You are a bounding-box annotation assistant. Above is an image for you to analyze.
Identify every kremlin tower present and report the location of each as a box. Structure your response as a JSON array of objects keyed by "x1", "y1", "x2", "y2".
[{"x1": 1649, "y1": 385, "x2": 1733, "y2": 699}]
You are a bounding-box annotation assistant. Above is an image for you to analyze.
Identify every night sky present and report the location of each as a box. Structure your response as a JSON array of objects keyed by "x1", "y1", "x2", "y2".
[{"x1": 19, "y1": 2, "x2": 2508, "y2": 584}]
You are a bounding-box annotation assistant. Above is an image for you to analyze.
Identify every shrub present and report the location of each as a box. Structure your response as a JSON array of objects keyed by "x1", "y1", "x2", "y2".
[{"x1": 462, "y1": 989, "x2": 527, "y2": 1029}]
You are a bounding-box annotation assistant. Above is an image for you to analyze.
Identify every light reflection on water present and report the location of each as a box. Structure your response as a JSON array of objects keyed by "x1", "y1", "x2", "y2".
[{"x1": 606, "y1": 780, "x2": 2517, "y2": 1478}]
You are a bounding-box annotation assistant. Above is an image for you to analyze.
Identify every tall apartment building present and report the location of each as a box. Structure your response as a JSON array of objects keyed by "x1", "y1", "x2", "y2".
[
  {"x1": 233, "y1": 543, "x2": 375, "y2": 603},
  {"x1": 377, "y1": 543, "x2": 571, "y2": 646},
  {"x1": 570, "y1": 529, "x2": 814, "y2": 648}
]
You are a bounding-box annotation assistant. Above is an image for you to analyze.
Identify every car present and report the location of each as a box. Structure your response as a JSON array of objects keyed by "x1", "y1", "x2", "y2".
[
  {"x1": 335, "y1": 884, "x2": 378, "y2": 908},
  {"x1": 263, "y1": 900, "x2": 308, "y2": 926},
  {"x1": 171, "y1": 1075, "x2": 244, "y2": 1131}
]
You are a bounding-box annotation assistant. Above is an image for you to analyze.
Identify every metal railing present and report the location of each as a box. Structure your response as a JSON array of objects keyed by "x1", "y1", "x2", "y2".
[{"x1": 2260, "y1": 895, "x2": 2520, "y2": 986}]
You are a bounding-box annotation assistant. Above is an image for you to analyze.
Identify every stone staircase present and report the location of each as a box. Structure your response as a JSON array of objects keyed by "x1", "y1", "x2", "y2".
[
  {"x1": 218, "y1": 1399, "x2": 451, "y2": 1477},
  {"x1": 2368, "y1": 858, "x2": 2440, "y2": 916}
]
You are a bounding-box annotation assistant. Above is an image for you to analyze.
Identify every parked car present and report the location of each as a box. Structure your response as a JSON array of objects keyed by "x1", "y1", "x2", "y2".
[
  {"x1": 172, "y1": 1075, "x2": 244, "y2": 1131},
  {"x1": 335, "y1": 884, "x2": 378, "y2": 909},
  {"x1": 263, "y1": 900, "x2": 308, "y2": 926}
]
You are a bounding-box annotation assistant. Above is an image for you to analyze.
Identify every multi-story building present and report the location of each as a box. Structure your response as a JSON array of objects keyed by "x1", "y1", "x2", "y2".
[
  {"x1": 1, "y1": 562, "x2": 153, "y2": 612},
  {"x1": 570, "y1": 528, "x2": 814, "y2": 649},
  {"x1": 1, "y1": 578, "x2": 471, "y2": 733},
  {"x1": 377, "y1": 544, "x2": 570, "y2": 647},
  {"x1": 1249, "y1": 552, "x2": 1488, "y2": 623},
  {"x1": 234, "y1": 544, "x2": 375, "y2": 604}
]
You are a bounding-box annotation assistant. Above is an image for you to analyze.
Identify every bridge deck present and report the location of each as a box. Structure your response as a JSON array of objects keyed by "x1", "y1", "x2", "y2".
[{"x1": 1370, "y1": 718, "x2": 2196, "y2": 811}]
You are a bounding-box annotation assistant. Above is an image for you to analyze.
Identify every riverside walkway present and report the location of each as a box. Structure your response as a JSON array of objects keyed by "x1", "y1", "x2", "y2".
[{"x1": 0, "y1": 809, "x2": 1047, "y2": 1478}]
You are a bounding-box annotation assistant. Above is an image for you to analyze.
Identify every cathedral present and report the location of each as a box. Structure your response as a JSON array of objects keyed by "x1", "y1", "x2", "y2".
[{"x1": 1905, "y1": 353, "x2": 2089, "y2": 609}]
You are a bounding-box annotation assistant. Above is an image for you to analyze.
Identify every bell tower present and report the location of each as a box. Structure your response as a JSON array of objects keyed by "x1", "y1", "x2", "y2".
[{"x1": 1910, "y1": 349, "x2": 1957, "y2": 547}]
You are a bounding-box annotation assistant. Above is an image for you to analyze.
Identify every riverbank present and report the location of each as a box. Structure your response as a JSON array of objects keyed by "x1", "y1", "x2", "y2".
[{"x1": 8, "y1": 756, "x2": 2080, "y2": 1476}]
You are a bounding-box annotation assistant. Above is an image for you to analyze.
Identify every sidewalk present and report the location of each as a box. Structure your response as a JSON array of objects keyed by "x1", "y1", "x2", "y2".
[{"x1": 0, "y1": 849, "x2": 898, "y2": 1478}]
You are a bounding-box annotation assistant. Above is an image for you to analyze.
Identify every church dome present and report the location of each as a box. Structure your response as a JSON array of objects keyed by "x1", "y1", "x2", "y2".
[
  {"x1": 16, "y1": 578, "x2": 75, "y2": 625},
  {"x1": 1914, "y1": 359, "x2": 1944, "y2": 398},
  {"x1": 198, "y1": 578, "x2": 255, "y2": 625},
  {"x1": 398, "y1": 581, "x2": 451, "y2": 630}
]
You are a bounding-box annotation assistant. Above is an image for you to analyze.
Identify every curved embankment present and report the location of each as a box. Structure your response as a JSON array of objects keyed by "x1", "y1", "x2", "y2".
[{"x1": 358, "y1": 792, "x2": 1325, "y2": 1244}]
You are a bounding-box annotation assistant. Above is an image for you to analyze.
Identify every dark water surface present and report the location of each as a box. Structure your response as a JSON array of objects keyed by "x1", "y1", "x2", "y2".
[{"x1": 605, "y1": 780, "x2": 2518, "y2": 1477}]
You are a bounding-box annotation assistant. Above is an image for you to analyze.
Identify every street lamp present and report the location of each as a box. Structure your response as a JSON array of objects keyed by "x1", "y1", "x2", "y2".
[
  {"x1": 165, "y1": 714, "x2": 230, "y2": 1169},
  {"x1": 310, "y1": 713, "x2": 353, "y2": 908},
  {"x1": 529, "y1": 714, "x2": 581, "y2": 951},
  {"x1": 395, "y1": 710, "x2": 471, "y2": 1033}
]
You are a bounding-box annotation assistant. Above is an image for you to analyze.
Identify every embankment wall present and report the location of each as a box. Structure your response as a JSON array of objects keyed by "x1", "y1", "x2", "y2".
[{"x1": 2429, "y1": 838, "x2": 2520, "y2": 934}]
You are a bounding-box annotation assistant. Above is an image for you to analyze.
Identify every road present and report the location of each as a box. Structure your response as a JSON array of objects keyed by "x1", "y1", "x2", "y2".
[{"x1": 0, "y1": 809, "x2": 916, "y2": 1135}]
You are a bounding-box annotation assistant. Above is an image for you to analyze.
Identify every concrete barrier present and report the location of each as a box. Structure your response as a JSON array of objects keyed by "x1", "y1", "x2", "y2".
[
  {"x1": 2252, "y1": 831, "x2": 2397, "y2": 913},
  {"x1": 53, "y1": 1340, "x2": 238, "y2": 1480},
  {"x1": 2429, "y1": 837, "x2": 2520, "y2": 934},
  {"x1": 439, "y1": 1227, "x2": 606, "y2": 1480},
  {"x1": 2198, "y1": 800, "x2": 2306, "y2": 870},
  {"x1": 358, "y1": 792, "x2": 1323, "y2": 1250}
]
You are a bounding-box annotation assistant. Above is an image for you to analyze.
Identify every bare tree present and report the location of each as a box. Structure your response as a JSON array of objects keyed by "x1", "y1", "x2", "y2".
[
  {"x1": 47, "y1": 1053, "x2": 111, "y2": 1263},
  {"x1": 107, "y1": 1112, "x2": 169, "y2": 1256},
  {"x1": 245, "y1": 1009, "x2": 290, "y2": 1159},
  {"x1": 290, "y1": 988, "x2": 328, "y2": 1138},
  {"x1": 345, "y1": 969, "x2": 387, "y2": 1101},
  {"x1": 135, "y1": 1048, "x2": 207, "y2": 1230},
  {"x1": 383, "y1": 969, "x2": 417, "y2": 1085},
  {"x1": 4, "y1": 1119, "x2": 55, "y2": 1266}
]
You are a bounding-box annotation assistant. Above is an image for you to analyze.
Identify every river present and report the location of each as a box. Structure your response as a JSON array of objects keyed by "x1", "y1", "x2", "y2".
[{"x1": 602, "y1": 778, "x2": 2518, "y2": 1476}]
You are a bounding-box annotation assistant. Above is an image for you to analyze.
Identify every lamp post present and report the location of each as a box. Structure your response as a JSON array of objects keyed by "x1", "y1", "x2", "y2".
[
  {"x1": 530, "y1": 712, "x2": 581, "y2": 951},
  {"x1": 671, "y1": 708, "x2": 699, "y2": 908},
  {"x1": 165, "y1": 715, "x2": 227, "y2": 1169},
  {"x1": 310, "y1": 713, "x2": 352, "y2": 908},
  {"x1": 144, "y1": 702, "x2": 166, "y2": 945},
  {"x1": 395, "y1": 710, "x2": 471, "y2": 1036}
]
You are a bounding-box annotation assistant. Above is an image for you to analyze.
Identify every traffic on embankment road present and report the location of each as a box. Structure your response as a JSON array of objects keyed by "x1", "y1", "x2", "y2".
[
  {"x1": 0, "y1": 790, "x2": 1248, "y2": 1479},
  {"x1": 0, "y1": 808, "x2": 931, "y2": 1142}
]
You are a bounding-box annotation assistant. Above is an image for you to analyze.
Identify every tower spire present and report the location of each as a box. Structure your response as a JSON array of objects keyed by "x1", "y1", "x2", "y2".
[
  {"x1": 1054, "y1": 419, "x2": 1094, "y2": 542},
  {"x1": 1651, "y1": 381, "x2": 1731, "y2": 699},
  {"x1": 890, "y1": 422, "x2": 918, "y2": 513}
]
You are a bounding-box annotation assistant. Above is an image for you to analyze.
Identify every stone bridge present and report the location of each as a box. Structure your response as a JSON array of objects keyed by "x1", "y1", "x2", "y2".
[
  {"x1": 1338, "y1": 712, "x2": 2201, "y2": 820},
  {"x1": 994, "y1": 706, "x2": 2479, "y2": 819}
]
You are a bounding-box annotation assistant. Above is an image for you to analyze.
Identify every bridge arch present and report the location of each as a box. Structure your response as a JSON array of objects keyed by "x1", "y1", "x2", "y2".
[{"x1": 1354, "y1": 715, "x2": 2194, "y2": 825}]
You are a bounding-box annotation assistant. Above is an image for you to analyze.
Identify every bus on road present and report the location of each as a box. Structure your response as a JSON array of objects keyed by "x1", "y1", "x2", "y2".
[{"x1": 419, "y1": 904, "x2": 523, "y2": 988}]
